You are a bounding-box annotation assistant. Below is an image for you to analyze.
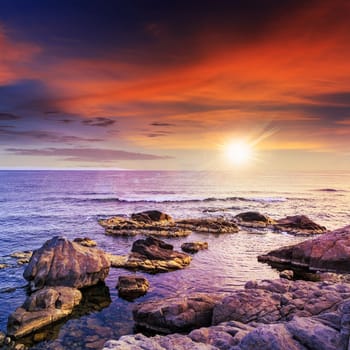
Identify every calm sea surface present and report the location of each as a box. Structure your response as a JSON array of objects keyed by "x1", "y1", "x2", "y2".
[{"x1": 0, "y1": 170, "x2": 349, "y2": 349}]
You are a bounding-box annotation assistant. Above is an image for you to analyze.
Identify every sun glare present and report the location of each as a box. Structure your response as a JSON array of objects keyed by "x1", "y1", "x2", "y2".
[{"x1": 225, "y1": 140, "x2": 253, "y2": 165}]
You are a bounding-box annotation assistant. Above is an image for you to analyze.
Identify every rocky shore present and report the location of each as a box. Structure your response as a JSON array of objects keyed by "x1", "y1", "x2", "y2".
[{"x1": 1, "y1": 210, "x2": 348, "y2": 350}]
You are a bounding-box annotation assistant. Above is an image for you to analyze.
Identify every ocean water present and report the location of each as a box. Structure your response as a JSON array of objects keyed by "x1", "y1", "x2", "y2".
[{"x1": 0, "y1": 170, "x2": 349, "y2": 349}]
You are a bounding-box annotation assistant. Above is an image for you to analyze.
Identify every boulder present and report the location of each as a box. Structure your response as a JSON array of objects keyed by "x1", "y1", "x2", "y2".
[
  {"x1": 117, "y1": 275, "x2": 149, "y2": 300},
  {"x1": 73, "y1": 237, "x2": 97, "y2": 247},
  {"x1": 7, "y1": 286, "x2": 82, "y2": 339},
  {"x1": 258, "y1": 225, "x2": 350, "y2": 273},
  {"x1": 131, "y1": 210, "x2": 174, "y2": 223},
  {"x1": 23, "y1": 236, "x2": 110, "y2": 291},
  {"x1": 235, "y1": 212, "x2": 275, "y2": 228},
  {"x1": 176, "y1": 218, "x2": 239, "y2": 233},
  {"x1": 133, "y1": 294, "x2": 222, "y2": 334},
  {"x1": 273, "y1": 215, "x2": 327, "y2": 235},
  {"x1": 181, "y1": 242, "x2": 208, "y2": 253},
  {"x1": 124, "y1": 237, "x2": 191, "y2": 273}
]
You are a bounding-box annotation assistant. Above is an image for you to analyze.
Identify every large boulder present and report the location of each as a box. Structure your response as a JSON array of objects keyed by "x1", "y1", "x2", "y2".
[
  {"x1": 258, "y1": 225, "x2": 350, "y2": 273},
  {"x1": 235, "y1": 212, "x2": 275, "y2": 228},
  {"x1": 133, "y1": 294, "x2": 222, "y2": 334},
  {"x1": 23, "y1": 236, "x2": 110, "y2": 291},
  {"x1": 273, "y1": 215, "x2": 327, "y2": 235},
  {"x1": 124, "y1": 237, "x2": 191, "y2": 273},
  {"x1": 7, "y1": 286, "x2": 82, "y2": 339}
]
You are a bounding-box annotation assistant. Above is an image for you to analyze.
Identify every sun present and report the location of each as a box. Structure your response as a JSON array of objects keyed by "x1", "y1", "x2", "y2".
[{"x1": 225, "y1": 140, "x2": 253, "y2": 165}]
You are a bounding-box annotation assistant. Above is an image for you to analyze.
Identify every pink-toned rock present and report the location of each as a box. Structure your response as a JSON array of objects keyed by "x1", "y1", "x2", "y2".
[
  {"x1": 273, "y1": 215, "x2": 327, "y2": 235},
  {"x1": 258, "y1": 225, "x2": 350, "y2": 273},
  {"x1": 24, "y1": 236, "x2": 110, "y2": 291}
]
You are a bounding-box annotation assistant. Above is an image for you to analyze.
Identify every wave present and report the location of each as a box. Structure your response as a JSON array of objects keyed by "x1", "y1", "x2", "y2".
[
  {"x1": 76, "y1": 196, "x2": 289, "y2": 204},
  {"x1": 315, "y1": 188, "x2": 345, "y2": 192}
]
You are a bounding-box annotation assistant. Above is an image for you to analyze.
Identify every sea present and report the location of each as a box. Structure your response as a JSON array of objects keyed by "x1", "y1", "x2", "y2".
[{"x1": 0, "y1": 170, "x2": 349, "y2": 349}]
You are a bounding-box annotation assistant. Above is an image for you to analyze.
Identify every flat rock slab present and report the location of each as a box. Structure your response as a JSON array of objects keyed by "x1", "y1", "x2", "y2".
[
  {"x1": 24, "y1": 236, "x2": 110, "y2": 291},
  {"x1": 176, "y1": 218, "x2": 239, "y2": 234},
  {"x1": 7, "y1": 286, "x2": 82, "y2": 339},
  {"x1": 258, "y1": 225, "x2": 350, "y2": 273},
  {"x1": 117, "y1": 275, "x2": 149, "y2": 300}
]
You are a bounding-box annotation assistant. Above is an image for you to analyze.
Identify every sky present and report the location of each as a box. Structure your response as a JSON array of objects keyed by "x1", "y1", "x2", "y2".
[{"x1": 0, "y1": 0, "x2": 350, "y2": 171}]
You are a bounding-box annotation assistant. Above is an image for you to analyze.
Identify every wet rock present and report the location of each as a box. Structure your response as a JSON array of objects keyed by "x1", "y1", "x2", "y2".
[
  {"x1": 124, "y1": 237, "x2": 191, "y2": 273},
  {"x1": 133, "y1": 294, "x2": 222, "y2": 334},
  {"x1": 0, "y1": 331, "x2": 5, "y2": 345},
  {"x1": 117, "y1": 275, "x2": 149, "y2": 300},
  {"x1": 181, "y1": 242, "x2": 208, "y2": 253},
  {"x1": 99, "y1": 213, "x2": 190, "y2": 237},
  {"x1": 235, "y1": 212, "x2": 275, "y2": 228},
  {"x1": 73, "y1": 237, "x2": 97, "y2": 247},
  {"x1": 23, "y1": 236, "x2": 110, "y2": 291},
  {"x1": 273, "y1": 215, "x2": 327, "y2": 235},
  {"x1": 258, "y1": 225, "x2": 350, "y2": 273},
  {"x1": 9, "y1": 251, "x2": 33, "y2": 265},
  {"x1": 7, "y1": 286, "x2": 82, "y2": 339},
  {"x1": 131, "y1": 210, "x2": 174, "y2": 224},
  {"x1": 0, "y1": 263, "x2": 8, "y2": 269},
  {"x1": 176, "y1": 218, "x2": 239, "y2": 233}
]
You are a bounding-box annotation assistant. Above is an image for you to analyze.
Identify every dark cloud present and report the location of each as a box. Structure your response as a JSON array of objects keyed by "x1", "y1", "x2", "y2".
[
  {"x1": 0, "y1": 112, "x2": 21, "y2": 121},
  {"x1": 5, "y1": 147, "x2": 172, "y2": 162},
  {"x1": 59, "y1": 119, "x2": 74, "y2": 124},
  {"x1": 146, "y1": 131, "x2": 173, "y2": 138},
  {"x1": 150, "y1": 122, "x2": 176, "y2": 127},
  {"x1": 307, "y1": 92, "x2": 350, "y2": 106},
  {"x1": 82, "y1": 117, "x2": 116, "y2": 127},
  {"x1": 0, "y1": 127, "x2": 101, "y2": 143}
]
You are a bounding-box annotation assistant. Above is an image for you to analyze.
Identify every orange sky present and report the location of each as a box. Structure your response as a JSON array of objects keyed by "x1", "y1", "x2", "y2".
[{"x1": 0, "y1": 1, "x2": 350, "y2": 170}]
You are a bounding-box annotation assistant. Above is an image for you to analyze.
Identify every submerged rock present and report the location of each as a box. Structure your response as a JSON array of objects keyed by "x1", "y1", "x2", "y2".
[
  {"x1": 235, "y1": 212, "x2": 275, "y2": 228},
  {"x1": 124, "y1": 237, "x2": 191, "y2": 273},
  {"x1": 181, "y1": 242, "x2": 208, "y2": 253},
  {"x1": 23, "y1": 236, "x2": 110, "y2": 291},
  {"x1": 176, "y1": 218, "x2": 239, "y2": 233},
  {"x1": 73, "y1": 237, "x2": 97, "y2": 247},
  {"x1": 117, "y1": 276, "x2": 149, "y2": 300},
  {"x1": 273, "y1": 215, "x2": 327, "y2": 235},
  {"x1": 7, "y1": 286, "x2": 82, "y2": 339},
  {"x1": 258, "y1": 225, "x2": 350, "y2": 273}
]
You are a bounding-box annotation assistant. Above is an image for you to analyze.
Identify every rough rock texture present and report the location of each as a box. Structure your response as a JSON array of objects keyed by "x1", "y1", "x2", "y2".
[
  {"x1": 103, "y1": 333, "x2": 217, "y2": 350},
  {"x1": 23, "y1": 236, "x2": 110, "y2": 291},
  {"x1": 181, "y1": 242, "x2": 209, "y2": 253},
  {"x1": 98, "y1": 211, "x2": 190, "y2": 237},
  {"x1": 176, "y1": 218, "x2": 239, "y2": 234},
  {"x1": 7, "y1": 287, "x2": 82, "y2": 339},
  {"x1": 133, "y1": 294, "x2": 222, "y2": 334},
  {"x1": 273, "y1": 215, "x2": 327, "y2": 235},
  {"x1": 117, "y1": 275, "x2": 149, "y2": 300},
  {"x1": 73, "y1": 237, "x2": 97, "y2": 247},
  {"x1": 105, "y1": 279, "x2": 350, "y2": 350},
  {"x1": 106, "y1": 254, "x2": 128, "y2": 267},
  {"x1": 131, "y1": 210, "x2": 174, "y2": 223},
  {"x1": 258, "y1": 225, "x2": 350, "y2": 273},
  {"x1": 234, "y1": 212, "x2": 275, "y2": 228},
  {"x1": 124, "y1": 237, "x2": 191, "y2": 273}
]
